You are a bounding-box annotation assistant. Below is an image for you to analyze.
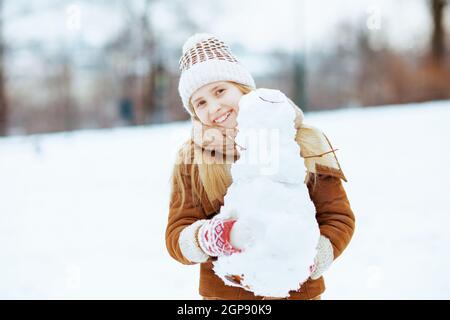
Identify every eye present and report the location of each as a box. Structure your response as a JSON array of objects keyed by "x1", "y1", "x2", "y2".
[
  {"x1": 197, "y1": 100, "x2": 206, "y2": 108},
  {"x1": 217, "y1": 89, "x2": 225, "y2": 95}
]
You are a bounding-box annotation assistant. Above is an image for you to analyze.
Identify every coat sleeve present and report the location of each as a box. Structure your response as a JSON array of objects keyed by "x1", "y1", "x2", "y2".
[
  {"x1": 297, "y1": 123, "x2": 355, "y2": 261},
  {"x1": 307, "y1": 169, "x2": 355, "y2": 260},
  {"x1": 165, "y1": 163, "x2": 211, "y2": 265}
]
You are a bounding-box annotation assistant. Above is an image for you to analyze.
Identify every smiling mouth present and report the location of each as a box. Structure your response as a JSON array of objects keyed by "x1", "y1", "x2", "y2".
[{"x1": 213, "y1": 111, "x2": 232, "y2": 124}]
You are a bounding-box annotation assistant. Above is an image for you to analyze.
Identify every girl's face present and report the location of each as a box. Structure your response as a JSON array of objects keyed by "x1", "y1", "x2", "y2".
[{"x1": 190, "y1": 81, "x2": 243, "y2": 129}]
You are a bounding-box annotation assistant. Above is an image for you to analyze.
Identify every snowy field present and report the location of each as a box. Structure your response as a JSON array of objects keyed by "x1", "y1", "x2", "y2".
[{"x1": 1, "y1": 100, "x2": 449, "y2": 299}]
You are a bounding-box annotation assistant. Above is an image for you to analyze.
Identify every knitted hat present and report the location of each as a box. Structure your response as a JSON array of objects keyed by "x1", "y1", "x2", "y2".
[{"x1": 178, "y1": 33, "x2": 256, "y2": 116}]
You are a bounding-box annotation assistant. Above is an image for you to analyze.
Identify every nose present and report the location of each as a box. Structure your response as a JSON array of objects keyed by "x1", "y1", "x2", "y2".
[{"x1": 209, "y1": 99, "x2": 224, "y2": 117}]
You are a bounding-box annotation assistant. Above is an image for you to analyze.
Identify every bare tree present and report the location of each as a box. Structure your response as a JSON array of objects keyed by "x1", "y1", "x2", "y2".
[
  {"x1": 111, "y1": 0, "x2": 157, "y2": 126},
  {"x1": 430, "y1": 0, "x2": 448, "y2": 63},
  {"x1": 0, "y1": 0, "x2": 7, "y2": 136},
  {"x1": 139, "y1": 0, "x2": 157, "y2": 124},
  {"x1": 59, "y1": 58, "x2": 76, "y2": 132}
]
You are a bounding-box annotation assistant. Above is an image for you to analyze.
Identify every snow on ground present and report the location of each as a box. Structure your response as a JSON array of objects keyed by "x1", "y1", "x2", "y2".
[{"x1": 1, "y1": 100, "x2": 449, "y2": 299}]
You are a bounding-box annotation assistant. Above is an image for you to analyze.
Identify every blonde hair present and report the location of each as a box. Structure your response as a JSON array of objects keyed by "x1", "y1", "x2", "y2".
[{"x1": 170, "y1": 81, "x2": 254, "y2": 214}]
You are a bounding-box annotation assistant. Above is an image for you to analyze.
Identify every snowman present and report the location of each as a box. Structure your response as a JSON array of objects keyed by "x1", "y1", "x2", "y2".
[{"x1": 209, "y1": 88, "x2": 321, "y2": 298}]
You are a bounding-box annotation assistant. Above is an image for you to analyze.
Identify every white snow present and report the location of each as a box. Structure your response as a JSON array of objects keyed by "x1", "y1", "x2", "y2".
[
  {"x1": 1, "y1": 100, "x2": 450, "y2": 299},
  {"x1": 211, "y1": 89, "x2": 319, "y2": 297}
]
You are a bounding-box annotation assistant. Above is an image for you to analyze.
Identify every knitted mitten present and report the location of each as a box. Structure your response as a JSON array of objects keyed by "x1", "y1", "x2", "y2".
[
  {"x1": 310, "y1": 235, "x2": 334, "y2": 280},
  {"x1": 197, "y1": 217, "x2": 241, "y2": 257}
]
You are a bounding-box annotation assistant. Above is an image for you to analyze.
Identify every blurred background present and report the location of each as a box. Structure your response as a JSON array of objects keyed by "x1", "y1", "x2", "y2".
[
  {"x1": 0, "y1": 0, "x2": 448, "y2": 136},
  {"x1": 1, "y1": 0, "x2": 450, "y2": 299}
]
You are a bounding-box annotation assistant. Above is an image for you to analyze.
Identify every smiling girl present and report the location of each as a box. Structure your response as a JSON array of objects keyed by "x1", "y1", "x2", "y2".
[{"x1": 165, "y1": 33, "x2": 355, "y2": 300}]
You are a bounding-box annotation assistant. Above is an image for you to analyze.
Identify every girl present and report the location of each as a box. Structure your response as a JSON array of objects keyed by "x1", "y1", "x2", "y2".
[{"x1": 165, "y1": 33, "x2": 355, "y2": 300}]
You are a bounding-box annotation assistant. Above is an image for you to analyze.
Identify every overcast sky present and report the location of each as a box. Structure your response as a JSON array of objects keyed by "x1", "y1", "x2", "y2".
[{"x1": 3, "y1": 0, "x2": 444, "y2": 56}]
